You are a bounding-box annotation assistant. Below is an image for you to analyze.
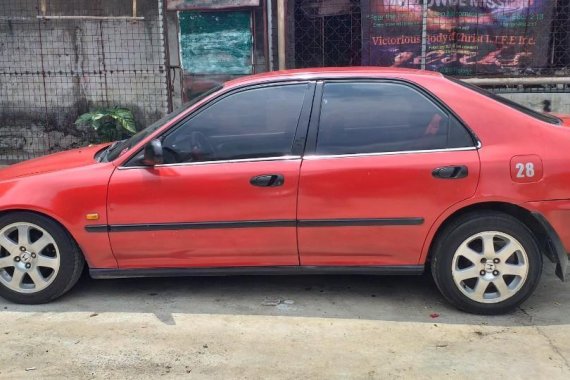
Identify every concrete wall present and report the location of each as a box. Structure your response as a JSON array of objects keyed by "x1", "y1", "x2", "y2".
[
  {"x1": 499, "y1": 93, "x2": 570, "y2": 115},
  {"x1": 0, "y1": 0, "x2": 168, "y2": 163},
  {"x1": 0, "y1": 0, "x2": 568, "y2": 164}
]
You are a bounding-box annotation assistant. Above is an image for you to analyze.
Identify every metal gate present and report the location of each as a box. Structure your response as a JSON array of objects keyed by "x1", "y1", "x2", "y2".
[
  {"x1": 294, "y1": 0, "x2": 362, "y2": 68},
  {"x1": 0, "y1": 0, "x2": 169, "y2": 164},
  {"x1": 292, "y1": 0, "x2": 570, "y2": 79}
]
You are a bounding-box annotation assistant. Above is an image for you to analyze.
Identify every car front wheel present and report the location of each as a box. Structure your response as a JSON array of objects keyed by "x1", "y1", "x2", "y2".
[
  {"x1": 0, "y1": 212, "x2": 84, "y2": 304},
  {"x1": 431, "y1": 211, "x2": 543, "y2": 315}
]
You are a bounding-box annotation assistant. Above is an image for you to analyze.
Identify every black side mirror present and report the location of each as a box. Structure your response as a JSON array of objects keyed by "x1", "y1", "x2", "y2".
[{"x1": 142, "y1": 139, "x2": 164, "y2": 166}]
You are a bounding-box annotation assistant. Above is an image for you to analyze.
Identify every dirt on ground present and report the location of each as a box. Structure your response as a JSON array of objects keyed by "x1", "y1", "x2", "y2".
[{"x1": 1, "y1": 264, "x2": 569, "y2": 379}]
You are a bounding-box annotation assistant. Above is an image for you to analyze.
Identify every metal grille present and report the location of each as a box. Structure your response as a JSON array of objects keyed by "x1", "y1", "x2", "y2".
[
  {"x1": 294, "y1": 0, "x2": 362, "y2": 68},
  {"x1": 479, "y1": 83, "x2": 570, "y2": 94},
  {"x1": 0, "y1": 0, "x2": 169, "y2": 164},
  {"x1": 293, "y1": 0, "x2": 570, "y2": 78},
  {"x1": 552, "y1": 0, "x2": 570, "y2": 73}
]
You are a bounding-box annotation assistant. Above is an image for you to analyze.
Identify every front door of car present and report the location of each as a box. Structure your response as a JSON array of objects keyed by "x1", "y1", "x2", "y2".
[
  {"x1": 298, "y1": 81, "x2": 481, "y2": 266},
  {"x1": 107, "y1": 82, "x2": 314, "y2": 268}
]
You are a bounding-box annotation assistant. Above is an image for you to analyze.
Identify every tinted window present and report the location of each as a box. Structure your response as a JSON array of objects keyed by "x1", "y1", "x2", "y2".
[
  {"x1": 106, "y1": 85, "x2": 223, "y2": 162},
  {"x1": 316, "y1": 82, "x2": 474, "y2": 155},
  {"x1": 162, "y1": 84, "x2": 307, "y2": 163}
]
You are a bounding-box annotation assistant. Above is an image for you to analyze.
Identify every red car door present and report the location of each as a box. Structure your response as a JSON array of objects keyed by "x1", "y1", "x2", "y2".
[
  {"x1": 107, "y1": 83, "x2": 314, "y2": 269},
  {"x1": 298, "y1": 81, "x2": 481, "y2": 266}
]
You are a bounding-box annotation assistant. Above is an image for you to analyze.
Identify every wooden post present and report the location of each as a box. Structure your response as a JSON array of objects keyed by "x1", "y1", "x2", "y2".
[
  {"x1": 132, "y1": 0, "x2": 137, "y2": 18},
  {"x1": 39, "y1": 0, "x2": 47, "y2": 16},
  {"x1": 277, "y1": 0, "x2": 285, "y2": 70}
]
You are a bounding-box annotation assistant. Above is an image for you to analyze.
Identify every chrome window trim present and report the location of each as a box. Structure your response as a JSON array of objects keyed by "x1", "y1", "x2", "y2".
[
  {"x1": 303, "y1": 144, "x2": 481, "y2": 160},
  {"x1": 118, "y1": 155, "x2": 301, "y2": 170},
  {"x1": 120, "y1": 144, "x2": 481, "y2": 169}
]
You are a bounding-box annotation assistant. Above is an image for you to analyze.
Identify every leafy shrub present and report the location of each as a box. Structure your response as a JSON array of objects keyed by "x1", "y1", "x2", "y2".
[{"x1": 75, "y1": 107, "x2": 136, "y2": 142}]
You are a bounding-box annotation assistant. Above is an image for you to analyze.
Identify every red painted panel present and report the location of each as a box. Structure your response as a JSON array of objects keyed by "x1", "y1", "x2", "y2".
[
  {"x1": 112, "y1": 229, "x2": 296, "y2": 268},
  {"x1": 526, "y1": 199, "x2": 570, "y2": 253},
  {"x1": 0, "y1": 145, "x2": 118, "y2": 268},
  {"x1": 107, "y1": 160, "x2": 301, "y2": 268},
  {"x1": 296, "y1": 226, "x2": 427, "y2": 266},
  {"x1": 298, "y1": 151, "x2": 480, "y2": 265}
]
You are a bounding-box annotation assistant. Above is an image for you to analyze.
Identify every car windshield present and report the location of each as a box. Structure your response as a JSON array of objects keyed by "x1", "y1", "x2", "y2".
[
  {"x1": 102, "y1": 85, "x2": 223, "y2": 162},
  {"x1": 446, "y1": 76, "x2": 562, "y2": 126}
]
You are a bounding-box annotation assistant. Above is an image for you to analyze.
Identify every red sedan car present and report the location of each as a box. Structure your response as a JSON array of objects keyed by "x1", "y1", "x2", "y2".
[{"x1": 0, "y1": 68, "x2": 569, "y2": 314}]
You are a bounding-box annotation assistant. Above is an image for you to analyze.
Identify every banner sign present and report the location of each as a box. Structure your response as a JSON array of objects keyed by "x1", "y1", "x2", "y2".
[{"x1": 362, "y1": 0, "x2": 554, "y2": 75}]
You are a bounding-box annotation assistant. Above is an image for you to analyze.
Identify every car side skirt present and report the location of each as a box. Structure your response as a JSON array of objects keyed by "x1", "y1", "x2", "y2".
[{"x1": 89, "y1": 265, "x2": 425, "y2": 279}]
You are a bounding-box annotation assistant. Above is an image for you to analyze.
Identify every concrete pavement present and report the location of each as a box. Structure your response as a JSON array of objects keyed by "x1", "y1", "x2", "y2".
[{"x1": 1, "y1": 264, "x2": 569, "y2": 379}]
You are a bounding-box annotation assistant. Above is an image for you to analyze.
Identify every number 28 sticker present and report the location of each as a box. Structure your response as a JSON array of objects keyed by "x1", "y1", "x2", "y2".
[{"x1": 510, "y1": 155, "x2": 543, "y2": 183}]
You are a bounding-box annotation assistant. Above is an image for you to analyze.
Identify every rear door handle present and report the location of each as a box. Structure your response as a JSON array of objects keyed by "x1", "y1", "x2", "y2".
[
  {"x1": 250, "y1": 174, "x2": 285, "y2": 187},
  {"x1": 432, "y1": 165, "x2": 468, "y2": 179}
]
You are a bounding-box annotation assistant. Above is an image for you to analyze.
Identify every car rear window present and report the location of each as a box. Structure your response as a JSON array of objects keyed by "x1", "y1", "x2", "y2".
[{"x1": 446, "y1": 77, "x2": 562, "y2": 125}]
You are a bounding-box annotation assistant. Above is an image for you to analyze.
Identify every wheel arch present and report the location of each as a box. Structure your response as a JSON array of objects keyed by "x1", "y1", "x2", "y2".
[
  {"x1": 0, "y1": 208, "x2": 86, "y2": 262},
  {"x1": 425, "y1": 201, "x2": 567, "y2": 280}
]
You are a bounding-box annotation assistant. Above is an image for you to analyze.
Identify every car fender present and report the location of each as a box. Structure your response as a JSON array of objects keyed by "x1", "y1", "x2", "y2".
[
  {"x1": 420, "y1": 196, "x2": 567, "y2": 281},
  {"x1": 0, "y1": 164, "x2": 118, "y2": 269}
]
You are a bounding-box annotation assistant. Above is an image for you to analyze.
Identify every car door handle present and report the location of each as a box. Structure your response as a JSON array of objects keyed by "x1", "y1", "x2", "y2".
[
  {"x1": 250, "y1": 174, "x2": 285, "y2": 187},
  {"x1": 432, "y1": 165, "x2": 468, "y2": 179}
]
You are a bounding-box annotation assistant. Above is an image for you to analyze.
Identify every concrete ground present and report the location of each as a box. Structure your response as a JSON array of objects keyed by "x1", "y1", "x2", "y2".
[{"x1": 0, "y1": 263, "x2": 569, "y2": 379}]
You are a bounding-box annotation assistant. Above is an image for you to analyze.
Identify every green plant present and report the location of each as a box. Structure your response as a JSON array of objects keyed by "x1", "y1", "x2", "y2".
[{"x1": 75, "y1": 107, "x2": 137, "y2": 142}]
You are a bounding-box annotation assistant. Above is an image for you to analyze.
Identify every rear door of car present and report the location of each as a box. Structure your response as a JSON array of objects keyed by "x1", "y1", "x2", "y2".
[
  {"x1": 297, "y1": 80, "x2": 481, "y2": 266},
  {"x1": 106, "y1": 82, "x2": 314, "y2": 269}
]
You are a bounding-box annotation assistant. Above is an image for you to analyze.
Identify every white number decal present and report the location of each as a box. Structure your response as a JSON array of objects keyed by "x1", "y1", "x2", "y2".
[
  {"x1": 515, "y1": 163, "x2": 524, "y2": 178},
  {"x1": 515, "y1": 162, "x2": 535, "y2": 178},
  {"x1": 525, "y1": 163, "x2": 535, "y2": 177}
]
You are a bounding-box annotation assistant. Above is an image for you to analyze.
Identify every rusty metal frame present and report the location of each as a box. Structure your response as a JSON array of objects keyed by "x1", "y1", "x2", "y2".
[{"x1": 36, "y1": 0, "x2": 145, "y2": 21}]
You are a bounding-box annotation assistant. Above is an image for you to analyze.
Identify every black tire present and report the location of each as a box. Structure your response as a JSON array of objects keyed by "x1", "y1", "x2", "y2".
[
  {"x1": 431, "y1": 211, "x2": 542, "y2": 315},
  {"x1": 0, "y1": 212, "x2": 84, "y2": 304}
]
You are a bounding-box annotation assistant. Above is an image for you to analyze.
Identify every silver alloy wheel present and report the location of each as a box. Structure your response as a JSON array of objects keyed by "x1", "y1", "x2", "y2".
[
  {"x1": 0, "y1": 222, "x2": 60, "y2": 294},
  {"x1": 451, "y1": 231, "x2": 529, "y2": 304}
]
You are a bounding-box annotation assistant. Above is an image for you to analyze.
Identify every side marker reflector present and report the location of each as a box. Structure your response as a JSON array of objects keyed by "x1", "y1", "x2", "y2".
[{"x1": 86, "y1": 213, "x2": 100, "y2": 221}]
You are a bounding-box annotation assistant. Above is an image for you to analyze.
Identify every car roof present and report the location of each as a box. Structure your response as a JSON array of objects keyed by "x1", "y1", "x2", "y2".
[{"x1": 224, "y1": 67, "x2": 444, "y2": 88}]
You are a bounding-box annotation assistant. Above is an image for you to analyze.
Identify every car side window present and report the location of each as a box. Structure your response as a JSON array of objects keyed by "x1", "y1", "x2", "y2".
[
  {"x1": 162, "y1": 84, "x2": 308, "y2": 164},
  {"x1": 316, "y1": 82, "x2": 475, "y2": 155}
]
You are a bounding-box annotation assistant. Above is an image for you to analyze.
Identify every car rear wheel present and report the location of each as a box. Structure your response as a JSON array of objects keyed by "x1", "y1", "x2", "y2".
[
  {"x1": 431, "y1": 211, "x2": 542, "y2": 315},
  {"x1": 0, "y1": 212, "x2": 84, "y2": 304}
]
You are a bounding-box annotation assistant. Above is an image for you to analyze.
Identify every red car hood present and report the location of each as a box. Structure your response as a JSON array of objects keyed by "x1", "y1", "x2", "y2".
[{"x1": 0, "y1": 144, "x2": 108, "y2": 181}]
